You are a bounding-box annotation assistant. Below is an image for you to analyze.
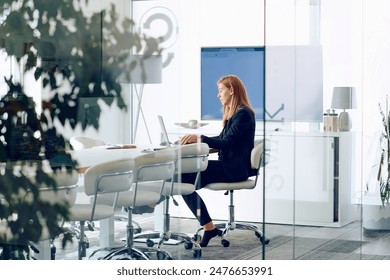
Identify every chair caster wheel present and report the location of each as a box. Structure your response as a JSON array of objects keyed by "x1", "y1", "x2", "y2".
[
  {"x1": 156, "y1": 251, "x2": 165, "y2": 260},
  {"x1": 157, "y1": 251, "x2": 172, "y2": 260},
  {"x1": 146, "y1": 239, "x2": 155, "y2": 247},
  {"x1": 193, "y1": 249, "x2": 202, "y2": 259},
  {"x1": 221, "y1": 239, "x2": 230, "y2": 247},
  {"x1": 261, "y1": 237, "x2": 270, "y2": 245},
  {"x1": 193, "y1": 234, "x2": 202, "y2": 242},
  {"x1": 184, "y1": 242, "x2": 193, "y2": 250}
]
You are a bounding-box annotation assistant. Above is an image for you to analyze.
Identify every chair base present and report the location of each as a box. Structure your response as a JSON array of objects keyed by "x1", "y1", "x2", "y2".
[
  {"x1": 133, "y1": 230, "x2": 202, "y2": 259},
  {"x1": 197, "y1": 190, "x2": 270, "y2": 248},
  {"x1": 196, "y1": 221, "x2": 270, "y2": 248},
  {"x1": 88, "y1": 206, "x2": 174, "y2": 260},
  {"x1": 132, "y1": 197, "x2": 203, "y2": 259},
  {"x1": 89, "y1": 244, "x2": 173, "y2": 260}
]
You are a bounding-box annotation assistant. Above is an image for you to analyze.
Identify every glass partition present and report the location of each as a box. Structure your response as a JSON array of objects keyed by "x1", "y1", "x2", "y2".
[
  {"x1": 2, "y1": 0, "x2": 390, "y2": 261},
  {"x1": 264, "y1": 0, "x2": 365, "y2": 260}
]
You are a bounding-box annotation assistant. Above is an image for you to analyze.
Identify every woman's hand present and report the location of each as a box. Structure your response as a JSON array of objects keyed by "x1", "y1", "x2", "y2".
[{"x1": 179, "y1": 134, "x2": 200, "y2": 145}]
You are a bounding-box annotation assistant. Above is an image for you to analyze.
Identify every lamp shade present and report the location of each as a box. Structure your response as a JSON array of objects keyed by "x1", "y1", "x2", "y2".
[
  {"x1": 117, "y1": 54, "x2": 162, "y2": 84},
  {"x1": 331, "y1": 87, "x2": 357, "y2": 110}
]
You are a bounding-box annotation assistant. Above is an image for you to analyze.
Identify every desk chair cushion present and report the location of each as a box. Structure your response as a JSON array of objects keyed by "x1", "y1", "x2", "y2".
[
  {"x1": 94, "y1": 190, "x2": 161, "y2": 208},
  {"x1": 69, "y1": 204, "x2": 114, "y2": 221},
  {"x1": 204, "y1": 179, "x2": 256, "y2": 191},
  {"x1": 137, "y1": 181, "x2": 195, "y2": 196}
]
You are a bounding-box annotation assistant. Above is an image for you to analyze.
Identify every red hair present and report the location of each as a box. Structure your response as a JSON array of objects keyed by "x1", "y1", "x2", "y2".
[{"x1": 217, "y1": 75, "x2": 255, "y2": 126}]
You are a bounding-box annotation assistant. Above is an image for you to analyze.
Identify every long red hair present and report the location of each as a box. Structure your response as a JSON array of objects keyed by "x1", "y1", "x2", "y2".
[{"x1": 217, "y1": 75, "x2": 255, "y2": 126}]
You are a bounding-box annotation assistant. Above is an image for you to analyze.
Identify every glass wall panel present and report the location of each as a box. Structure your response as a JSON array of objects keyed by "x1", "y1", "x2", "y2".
[
  {"x1": 360, "y1": 0, "x2": 390, "y2": 258},
  {"x1": 129, "y1": 0, "x2": 268, "y2": 260},
  {"x1": 5, "y1": 0, "x2": 390, "y2": 261},
  {"x1": 264, "y1": 0, "x2": 365, "y2": 260}
]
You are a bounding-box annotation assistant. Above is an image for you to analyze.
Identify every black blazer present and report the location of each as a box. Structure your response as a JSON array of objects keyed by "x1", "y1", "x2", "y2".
[{"x1": 202, "y1": 106, "x2": 256, "y2": 181}]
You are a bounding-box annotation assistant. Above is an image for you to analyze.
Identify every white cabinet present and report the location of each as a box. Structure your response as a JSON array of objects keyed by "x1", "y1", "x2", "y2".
[
  {"x1": 167, "y1": 125, "x2": 357, "y2": 227},
  {"x1": 262, "y1": 131, "x2": 357, "y2": 227}
]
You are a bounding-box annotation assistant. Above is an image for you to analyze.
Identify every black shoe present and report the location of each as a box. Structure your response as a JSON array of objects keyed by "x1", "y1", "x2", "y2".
[{"x1": 199, "y1": 228, "x2": 222, "y2": 247}]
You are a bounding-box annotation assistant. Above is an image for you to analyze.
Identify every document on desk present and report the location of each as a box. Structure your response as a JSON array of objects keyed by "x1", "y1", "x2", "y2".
[
  {"x1": 105, "y1": 144, "x2": 137, "y2": 150},
  {"x1": 141, "y1": 147, "x2": 167, "y2": 153}
]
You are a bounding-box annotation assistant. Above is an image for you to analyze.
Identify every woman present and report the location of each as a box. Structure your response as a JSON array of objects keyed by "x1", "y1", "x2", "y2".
[{"x1": 179, "y1": 75, "x2": 256, "y2": 247}]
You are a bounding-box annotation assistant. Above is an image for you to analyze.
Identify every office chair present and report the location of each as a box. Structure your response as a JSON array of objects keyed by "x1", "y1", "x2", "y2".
[
  {"x1": 99, "y1": 148, "x2": 177, "y2": 260},
  {"x1": 0, "y1": 162, "x2": 78, "y2": 260},
  {"x1": 132, "y1": 143, "x2": 209, "y2": 259},
  {"x1": 68, "y1": 158, "x2": 135, "y2": 259},
  {"x1": 196, "y1": 139, "x2": 271, "y2": 247},
  {"x1": 32, "y1": 168, "x2": 79, "y2": 260},
  {"x1": 69, "y1": 136, "x2": 142, "y2": 236},
  {"x1": 68, "y1": 136, "x2": 106, "y2": 237}
]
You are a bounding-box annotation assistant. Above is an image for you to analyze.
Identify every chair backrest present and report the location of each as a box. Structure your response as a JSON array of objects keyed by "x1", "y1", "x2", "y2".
[
  {"x1": 13, "y1": 161, "x2": 78, "y2": 207},
  {"x1": 36, "y1": 169, "x2": 79, "y2": 207},
  {"x1": 251, "y1": 139, "x2": 271, "y2": 171},
  {"x1": 84, "y1": 158, "x2": 134, "y2": 197},
  {"x1": 176, "y1": 143, "x2": 209, "y2": 174},
  {"x1": 133, "y1": 148, "x2": 176, "y2": 183},
  {"x1": 70, "y1": 136, "x2": 105, "y2": 150},
  {"x1": 129, "y1": 148, "x2": 176, "y2": 201},
  {"x1": 83, "y1": 158, "x2": 134, "y2": 220}
]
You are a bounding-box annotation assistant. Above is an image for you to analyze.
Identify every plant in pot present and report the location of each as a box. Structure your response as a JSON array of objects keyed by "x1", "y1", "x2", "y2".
[
  {"x1": 363, "y1": 100, "x2": 390, "y2": 231},
  {"x1": 0, "y1": 0, "x2": 162, "y2": 259}
]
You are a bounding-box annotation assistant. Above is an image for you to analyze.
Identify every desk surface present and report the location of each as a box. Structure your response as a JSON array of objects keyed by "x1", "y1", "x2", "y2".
[
  {"x1": 69, "y1": 145, "x2": 144, "y2": 169},
  {"x1": 68, "y1": 144, "x2": 177, "y2": 171}
]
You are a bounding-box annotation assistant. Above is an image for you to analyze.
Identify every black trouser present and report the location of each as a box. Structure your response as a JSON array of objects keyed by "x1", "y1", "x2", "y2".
[{"x1": 180, "y1": 160, "x2": 242, "y2": 226}]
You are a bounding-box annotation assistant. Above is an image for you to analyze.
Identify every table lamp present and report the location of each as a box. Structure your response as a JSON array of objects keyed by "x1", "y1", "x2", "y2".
[{"x1": 331, "y1": 86, "x2": 357, "y2": 131}]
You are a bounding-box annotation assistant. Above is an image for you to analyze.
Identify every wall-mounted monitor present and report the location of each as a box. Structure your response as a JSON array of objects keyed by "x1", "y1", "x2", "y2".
[{"x1": 201, "y1": 47, "x2": 265, "y2": 120}]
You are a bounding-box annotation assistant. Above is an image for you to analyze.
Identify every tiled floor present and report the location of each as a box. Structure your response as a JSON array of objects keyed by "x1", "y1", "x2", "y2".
[{"x1": 53, "y1": 212, "x2": 390, "y2": 260}]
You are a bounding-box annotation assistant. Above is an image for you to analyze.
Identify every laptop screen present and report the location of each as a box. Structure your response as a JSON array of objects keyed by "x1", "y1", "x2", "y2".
[{"x1": 158, "y1": 115, "x2": 171, "y2": 147}]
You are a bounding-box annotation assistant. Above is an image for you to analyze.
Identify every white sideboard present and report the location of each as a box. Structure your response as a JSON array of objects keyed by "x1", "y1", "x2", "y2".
[{"x1": 167, "y1": 124, "x2": 357, "y2": 227}]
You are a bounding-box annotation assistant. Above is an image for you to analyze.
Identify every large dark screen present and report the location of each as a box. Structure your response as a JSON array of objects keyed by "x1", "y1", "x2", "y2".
[{"x1": 201, "y1": 47, "x2": 265, "y2": 120}]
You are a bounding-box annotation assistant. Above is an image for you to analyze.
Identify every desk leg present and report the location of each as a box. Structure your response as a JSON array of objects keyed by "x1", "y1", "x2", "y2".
[
  {"x1": 154, "y1": 203, "x2": 164, "y2": 231},
  {"x1": 33, "y1": 240, "x2": 51, "y2": 260},
  {"x1": 99, "y1": 217, "x2": 114, "y2": 247}
]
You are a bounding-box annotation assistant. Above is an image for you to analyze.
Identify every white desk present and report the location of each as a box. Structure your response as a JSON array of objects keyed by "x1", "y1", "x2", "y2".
[{"x1": 69, "y1": 145, "x2": 142, "y2": 170}]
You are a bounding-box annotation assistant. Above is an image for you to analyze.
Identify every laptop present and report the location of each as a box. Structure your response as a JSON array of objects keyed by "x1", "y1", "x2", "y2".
[
  {"x1": 158, "y1": 115, "x2": 175, "y2": 147},
  {"x1": 140, "y1": 116, "x2": 173, "y2": 153}
]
